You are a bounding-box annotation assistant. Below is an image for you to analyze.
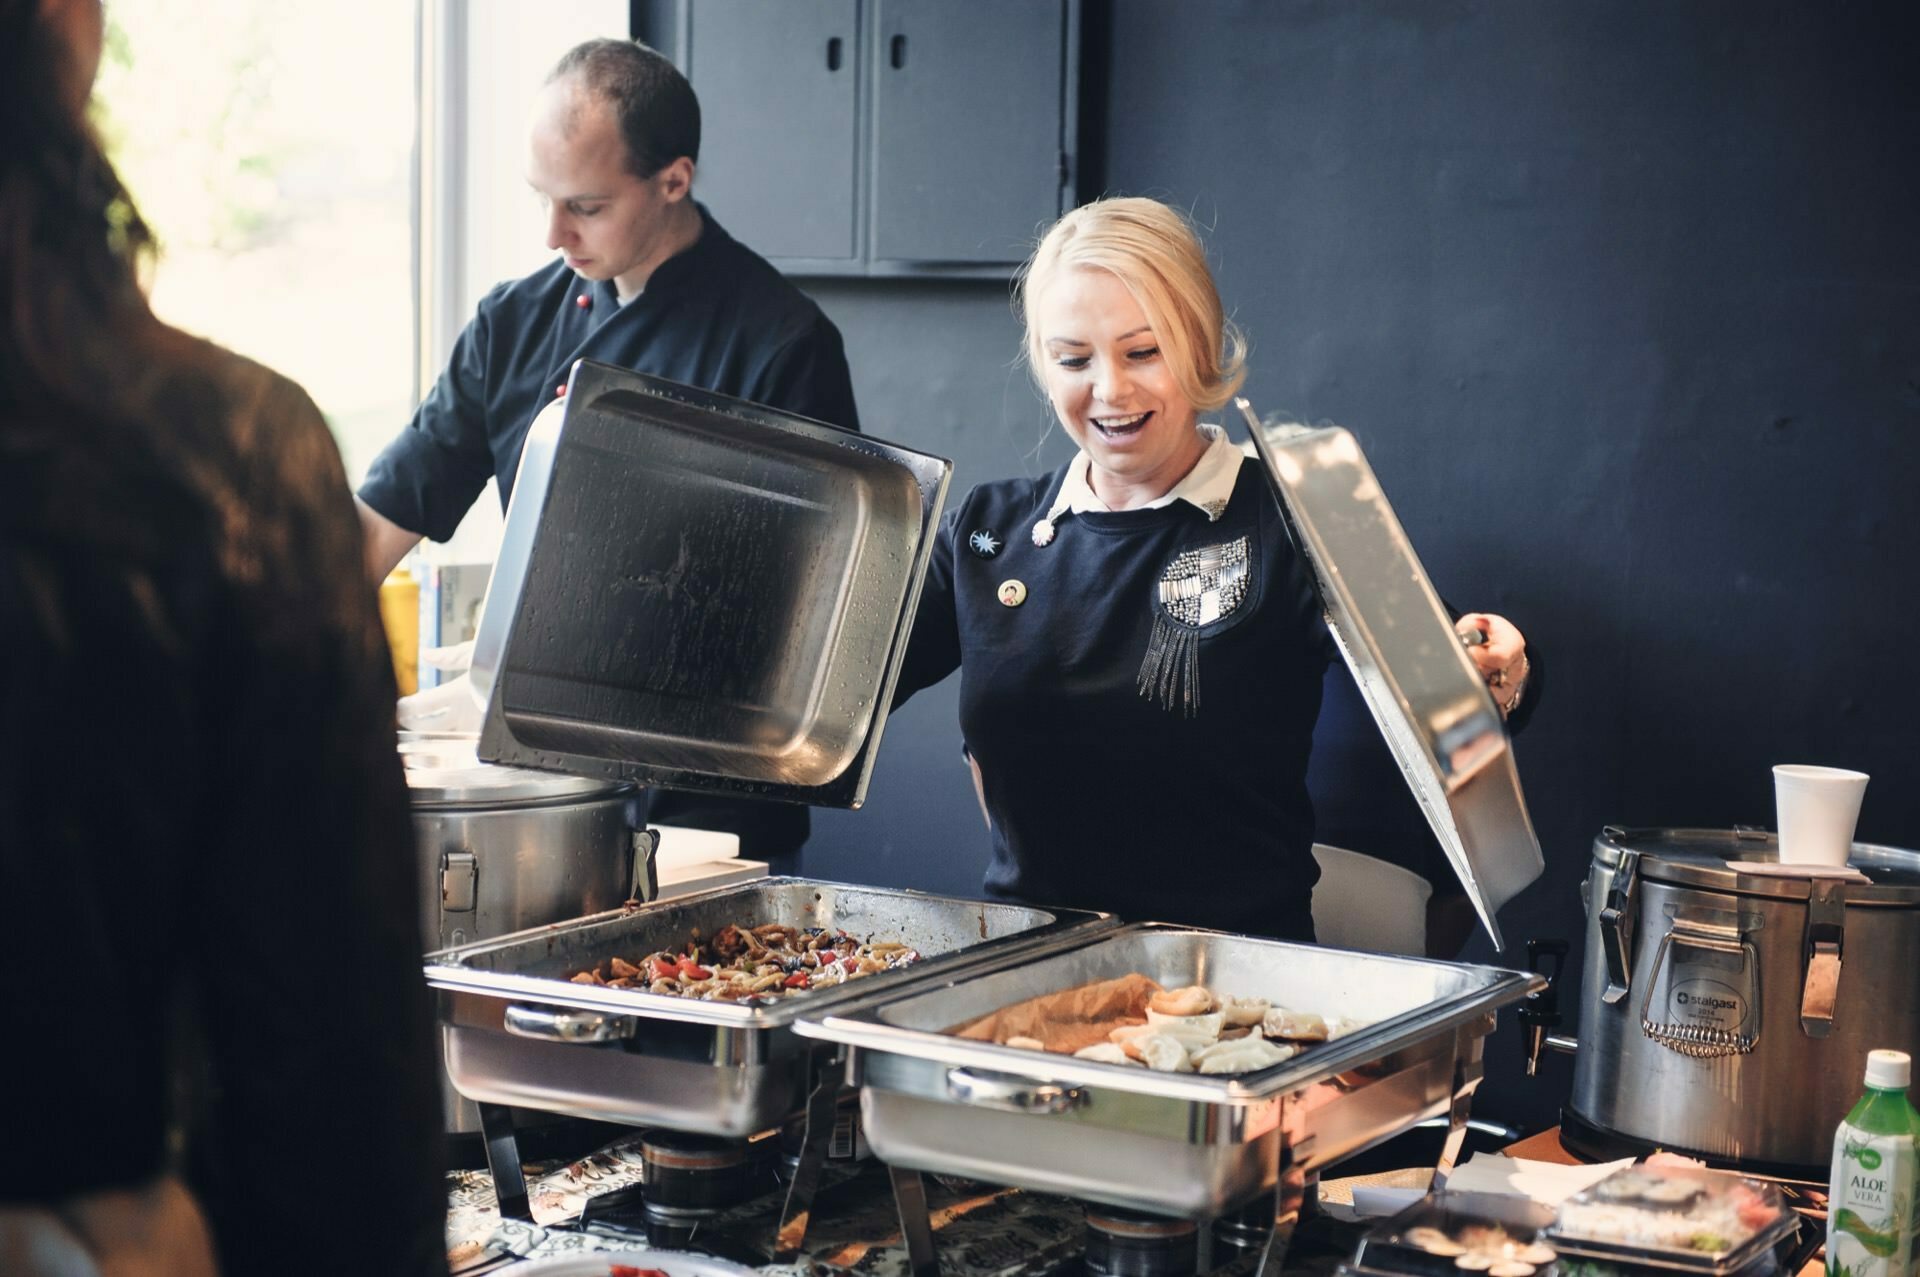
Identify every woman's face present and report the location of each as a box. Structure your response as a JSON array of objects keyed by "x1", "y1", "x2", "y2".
[{"x1": 1034, "y1": 266, "x2": 1205, "y2": 508}]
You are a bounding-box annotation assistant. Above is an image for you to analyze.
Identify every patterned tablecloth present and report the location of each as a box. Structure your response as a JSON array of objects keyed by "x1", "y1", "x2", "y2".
[{"x1": 445, "y1": 1131, "x2": 1360, "y2": 1277}]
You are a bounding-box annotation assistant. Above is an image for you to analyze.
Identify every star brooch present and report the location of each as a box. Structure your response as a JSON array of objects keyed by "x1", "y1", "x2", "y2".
[{"x1": 967, "y1": 529, "x2": 1002, "y2": 558}]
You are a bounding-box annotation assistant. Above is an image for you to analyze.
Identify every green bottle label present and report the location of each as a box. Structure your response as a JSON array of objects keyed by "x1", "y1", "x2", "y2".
[{"x1": 1827, "y1": 1103, "x2": 1920, "y2": 1277}]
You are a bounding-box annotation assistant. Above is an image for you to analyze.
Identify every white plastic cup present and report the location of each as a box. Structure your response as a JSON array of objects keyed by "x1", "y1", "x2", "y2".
[{"x1": 1773, "y1": 764, "x2": 1869, "y2": 866}]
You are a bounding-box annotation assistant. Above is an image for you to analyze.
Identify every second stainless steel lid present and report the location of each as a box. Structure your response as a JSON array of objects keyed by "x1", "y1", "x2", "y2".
[
  {"x1": 1242, "y1": 404, "x2": 1544, "y2": 949},
  {"x1": 1593, "y1": 826, "x2": 1920, "y2": 903},
  {"x1": 471, "y1": 363, "x2": 952, "y2": 810}
]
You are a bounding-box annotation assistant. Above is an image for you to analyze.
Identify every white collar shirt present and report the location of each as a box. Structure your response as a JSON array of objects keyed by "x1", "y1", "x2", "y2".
[{"x1": 1033, "y1": 423, "x2": 1245, "y2": 544}]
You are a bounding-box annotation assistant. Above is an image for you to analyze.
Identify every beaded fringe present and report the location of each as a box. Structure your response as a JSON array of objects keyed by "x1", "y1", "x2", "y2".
[{"x1": 1137, "y1": 616, "x2": 1201, "y2": 717}]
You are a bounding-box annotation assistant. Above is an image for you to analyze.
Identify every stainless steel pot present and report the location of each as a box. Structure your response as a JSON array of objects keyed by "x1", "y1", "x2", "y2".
[
  {"x1": 1562, "y1": 827, "x2": 1920, "y2": 1174},
  {"x1": 403, "y1": 737, "x2": 642, "y2": 1133},
  {"x1": 402, "y1": 739, "x2": 641, "y2": 952}
]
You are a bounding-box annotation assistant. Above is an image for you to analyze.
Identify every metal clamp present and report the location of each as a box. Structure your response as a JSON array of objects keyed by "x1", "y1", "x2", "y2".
[
  {"x1": 1599, "y1": 847, "x2": 1639, "y2": 1004},
  {"x1": 1800, "y1": 878, "x2": 1847, "y2": 1038},
  {"x1": 502, "y1": 1004, "x2": 637, "y2": 1044},
  {"x1": 440, "y1": 849, "x2": 477, "y2": 913},
  {"x1": 944, "y1": 1067, "x2": 1086, "y2": 1115},
  {"x1": 630, "y1": 827, "x2": 661, "y2": 903}
]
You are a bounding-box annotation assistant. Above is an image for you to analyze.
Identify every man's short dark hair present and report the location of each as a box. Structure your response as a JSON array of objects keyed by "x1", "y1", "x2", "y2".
[{"x1": 548, "y1": 38, "x2": 700, "y2": 176}]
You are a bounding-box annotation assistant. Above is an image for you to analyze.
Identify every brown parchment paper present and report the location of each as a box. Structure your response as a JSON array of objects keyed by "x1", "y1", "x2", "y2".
[{"x1": 944, "y1": 973, "x2": 1163, "y2": 1056}]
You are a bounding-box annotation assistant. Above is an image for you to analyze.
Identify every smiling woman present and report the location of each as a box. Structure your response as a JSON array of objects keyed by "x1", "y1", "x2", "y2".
[{"x1": 889, "y1": 196, "x2": 1534, "y2": 943}]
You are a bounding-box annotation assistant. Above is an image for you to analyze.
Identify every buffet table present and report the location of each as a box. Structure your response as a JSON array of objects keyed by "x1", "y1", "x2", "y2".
[{"x1": 444, "y1": 1130, "x2": 1363, "y2": 1276}]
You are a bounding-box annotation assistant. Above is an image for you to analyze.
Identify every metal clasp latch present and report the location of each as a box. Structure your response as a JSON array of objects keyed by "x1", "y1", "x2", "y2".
[
  {"x1": 630, "y1": 827, "x2": 661, "y2": 904},
  {"x1": 441, "y1": 849, "x2": 477, "y2": 912},
  {"x1": 1599, "y1": 846, "x2": 1639, "y2": 1004},
  {"x1": 1800, "y1": 878, "x2": 1847, "y2": 1038}
]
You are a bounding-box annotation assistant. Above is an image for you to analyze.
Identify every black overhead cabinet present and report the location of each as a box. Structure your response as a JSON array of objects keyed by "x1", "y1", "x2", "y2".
[{"x1": 650, "y1": 0, "x2": 1083, "y2": 278}]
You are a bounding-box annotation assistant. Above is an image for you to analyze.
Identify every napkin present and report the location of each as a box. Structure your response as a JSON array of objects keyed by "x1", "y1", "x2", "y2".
[
  {"x1": 1438, "y1": 1152, "x2": 1635, "y2": 1205},
  {"x1": 1728, "y1": 861, "x2": 1870, "y2": 881}
]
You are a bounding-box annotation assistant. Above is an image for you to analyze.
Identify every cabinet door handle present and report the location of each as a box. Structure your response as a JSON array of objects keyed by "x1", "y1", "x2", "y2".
[
  {"x1": 890, "y1": 33, "x2": 907, "y2": 69},
  {"x1": 826, "y1": 36, "x2": 842, "y2": 72}
]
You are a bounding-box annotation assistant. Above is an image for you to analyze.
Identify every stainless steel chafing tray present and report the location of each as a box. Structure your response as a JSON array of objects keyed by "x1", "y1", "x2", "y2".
[
  {"x1": 470, "y1": 361, "x2": 951, "y2": 809},
  {"x1": 425, "y1": 877, "x2": 1113, "y2": 1136},
  {"x1": 795, "y1": 923, "x2": 1542, "y2": 1219},
  {"x1": 1239, "y1": 403, "x2": 1544, "y2": 949}
]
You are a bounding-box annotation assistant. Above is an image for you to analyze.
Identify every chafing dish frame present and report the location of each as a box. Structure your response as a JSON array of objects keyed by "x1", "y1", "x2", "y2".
[
  {"x1": 796, "y1": 923, "x2": 1543, "y2": 1277},
  {"x1": 425, "y1": 877, "x2": 1113, "y2": 1255},
  {"x1": 426, "y1": 877, "x2": 1113, "y2": 1131}
]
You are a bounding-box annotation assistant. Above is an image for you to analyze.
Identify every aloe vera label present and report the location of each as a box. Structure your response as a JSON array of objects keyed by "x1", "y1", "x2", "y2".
[{"x1": 1828, "y1": 1124, "x2": 1919, "y2": 1277}]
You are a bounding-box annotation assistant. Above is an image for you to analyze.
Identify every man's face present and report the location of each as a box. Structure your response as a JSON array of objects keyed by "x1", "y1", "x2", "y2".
[{"x1": 526, "y1": 78, "x2": 688, "y2": 297}]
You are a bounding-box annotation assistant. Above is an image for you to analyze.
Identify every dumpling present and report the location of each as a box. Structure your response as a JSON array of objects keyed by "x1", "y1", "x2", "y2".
[
  {"x1": 1072, "y1": 1042, "x2": 1139, "y2": 1066},
  {"x1": 1219, "y1": 996, "x2": 1269, "y2": 1028},
  {"x1": 1262, "y1": 1008, "x2": 1329, "y2": 1041},
  {"x1": 1145, "y1": 1008, "x2": 1225, "y2": 1039},
  {"x1": 1138, "y1": 1034, "x2": 1195, "y2": 1073},
  {"x1": 1191, "y1": 1036, "x2": 1296, "y2": 1075},
  {"x1": 1147, "y1": 985, "x2": 1216, "y2": 1016}
]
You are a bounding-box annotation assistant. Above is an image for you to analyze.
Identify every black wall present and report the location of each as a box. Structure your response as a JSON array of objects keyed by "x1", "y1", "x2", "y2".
[{"x1": 799, "y1": 1, "x2": 1920, "y2": 1130}]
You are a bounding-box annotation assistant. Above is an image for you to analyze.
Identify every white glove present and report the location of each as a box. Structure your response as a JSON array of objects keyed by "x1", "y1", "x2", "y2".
[{"x1": 398, "y1": 642, "x2": 481, "y2": 733}]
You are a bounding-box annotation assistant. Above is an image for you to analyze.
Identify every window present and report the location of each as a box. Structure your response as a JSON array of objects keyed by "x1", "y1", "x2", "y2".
[{"x1": 93, "y1": 0, "x2": 419, "y2": 484}]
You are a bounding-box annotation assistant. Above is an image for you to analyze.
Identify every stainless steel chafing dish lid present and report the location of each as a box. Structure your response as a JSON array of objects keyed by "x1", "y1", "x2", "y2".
[
  {"x1": 1592, "y1": 827, "x2": 1920, "y2": 902},
  {"x1": 1238, "y1": 402, "x2": 1543, "y2": 950},
  {"x1": 470, "y1": 362, "x2": 952, "y2": 809}
]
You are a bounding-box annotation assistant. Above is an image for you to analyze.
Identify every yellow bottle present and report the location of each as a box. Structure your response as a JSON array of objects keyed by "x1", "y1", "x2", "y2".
[{"x1": 378, "y1": 566, "x2": 420, "y2": 696}]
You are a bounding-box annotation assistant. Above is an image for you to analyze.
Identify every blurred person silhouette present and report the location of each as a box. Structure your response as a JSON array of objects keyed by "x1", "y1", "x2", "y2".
[{"x1": 0, "y1": 0, "x2": 446, "y2": 1273}]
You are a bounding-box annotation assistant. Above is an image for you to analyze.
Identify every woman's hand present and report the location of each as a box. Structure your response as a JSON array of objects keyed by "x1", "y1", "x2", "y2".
[{"x1": 1455, "y1": 612, "x2": 1529, "y2": 716}]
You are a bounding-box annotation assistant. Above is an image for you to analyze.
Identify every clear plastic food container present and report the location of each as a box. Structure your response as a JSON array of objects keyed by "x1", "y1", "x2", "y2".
[
  {"x1": 1544, "y1": 1165, "x2": 1799, "y2": 1274},
  {"x1": 1348, "y1": 1191, "x2": 1560, "y2": 1277}
]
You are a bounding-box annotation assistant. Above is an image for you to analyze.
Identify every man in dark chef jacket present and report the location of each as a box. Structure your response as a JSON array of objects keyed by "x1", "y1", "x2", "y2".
[{"x1": 357, "y1": 37, "x2": 859, "y2": 869}]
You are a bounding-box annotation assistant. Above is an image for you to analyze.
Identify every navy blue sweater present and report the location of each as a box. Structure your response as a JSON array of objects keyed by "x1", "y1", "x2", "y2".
[{"x1": 895, "y1": 457, "x2": 1332, "y2": 939}]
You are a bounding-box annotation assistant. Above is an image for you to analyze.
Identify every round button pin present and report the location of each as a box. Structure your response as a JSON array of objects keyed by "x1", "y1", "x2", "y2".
[
  {"x1": 575, "y1": 294, "x2": 592, "y2": 309},
  {"x1": 997, "y1": 579, "x2": 1027, "y2": 608},
  {"x1": 967, "y1": 529, "x2": 1002, "y2": 558}
]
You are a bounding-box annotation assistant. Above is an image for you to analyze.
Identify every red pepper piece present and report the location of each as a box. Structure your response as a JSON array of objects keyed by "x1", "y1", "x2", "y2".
[
  {"x1": 784, "y1": 972, "x2": 810, "y2": 988},
  {"x1": 678, "y1": 961, "x2": 712, "y2": 981},
  {"x1": 648, "y1": 957, "x2": 677, "y2": 981}
]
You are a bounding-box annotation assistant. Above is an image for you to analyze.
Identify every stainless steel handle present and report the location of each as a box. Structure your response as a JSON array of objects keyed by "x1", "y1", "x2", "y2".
[
  {"x1": 502, "y1": 1004, "x2": 636, "y2": 1044},
  {"x1": 944, "y1": 1067, "x2": 1086, "y2": 1115},
  {"x1": 1800, "y1": 878, "x2": 1847, "y2": 1038}
]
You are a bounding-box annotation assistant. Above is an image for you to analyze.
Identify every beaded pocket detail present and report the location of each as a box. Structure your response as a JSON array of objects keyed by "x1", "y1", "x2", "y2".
[{"x1": 1138, "y1": 535, "x2": 1251, "y2": 715}]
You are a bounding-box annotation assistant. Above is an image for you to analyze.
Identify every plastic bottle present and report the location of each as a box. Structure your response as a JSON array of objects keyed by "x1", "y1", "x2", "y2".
[
  {"x1": 377, "y1": 565, "x2": 420, "y2": 696},
  {"x1": 1827, "y1": 1049, "x2": 1920, "y2": 1277}
]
